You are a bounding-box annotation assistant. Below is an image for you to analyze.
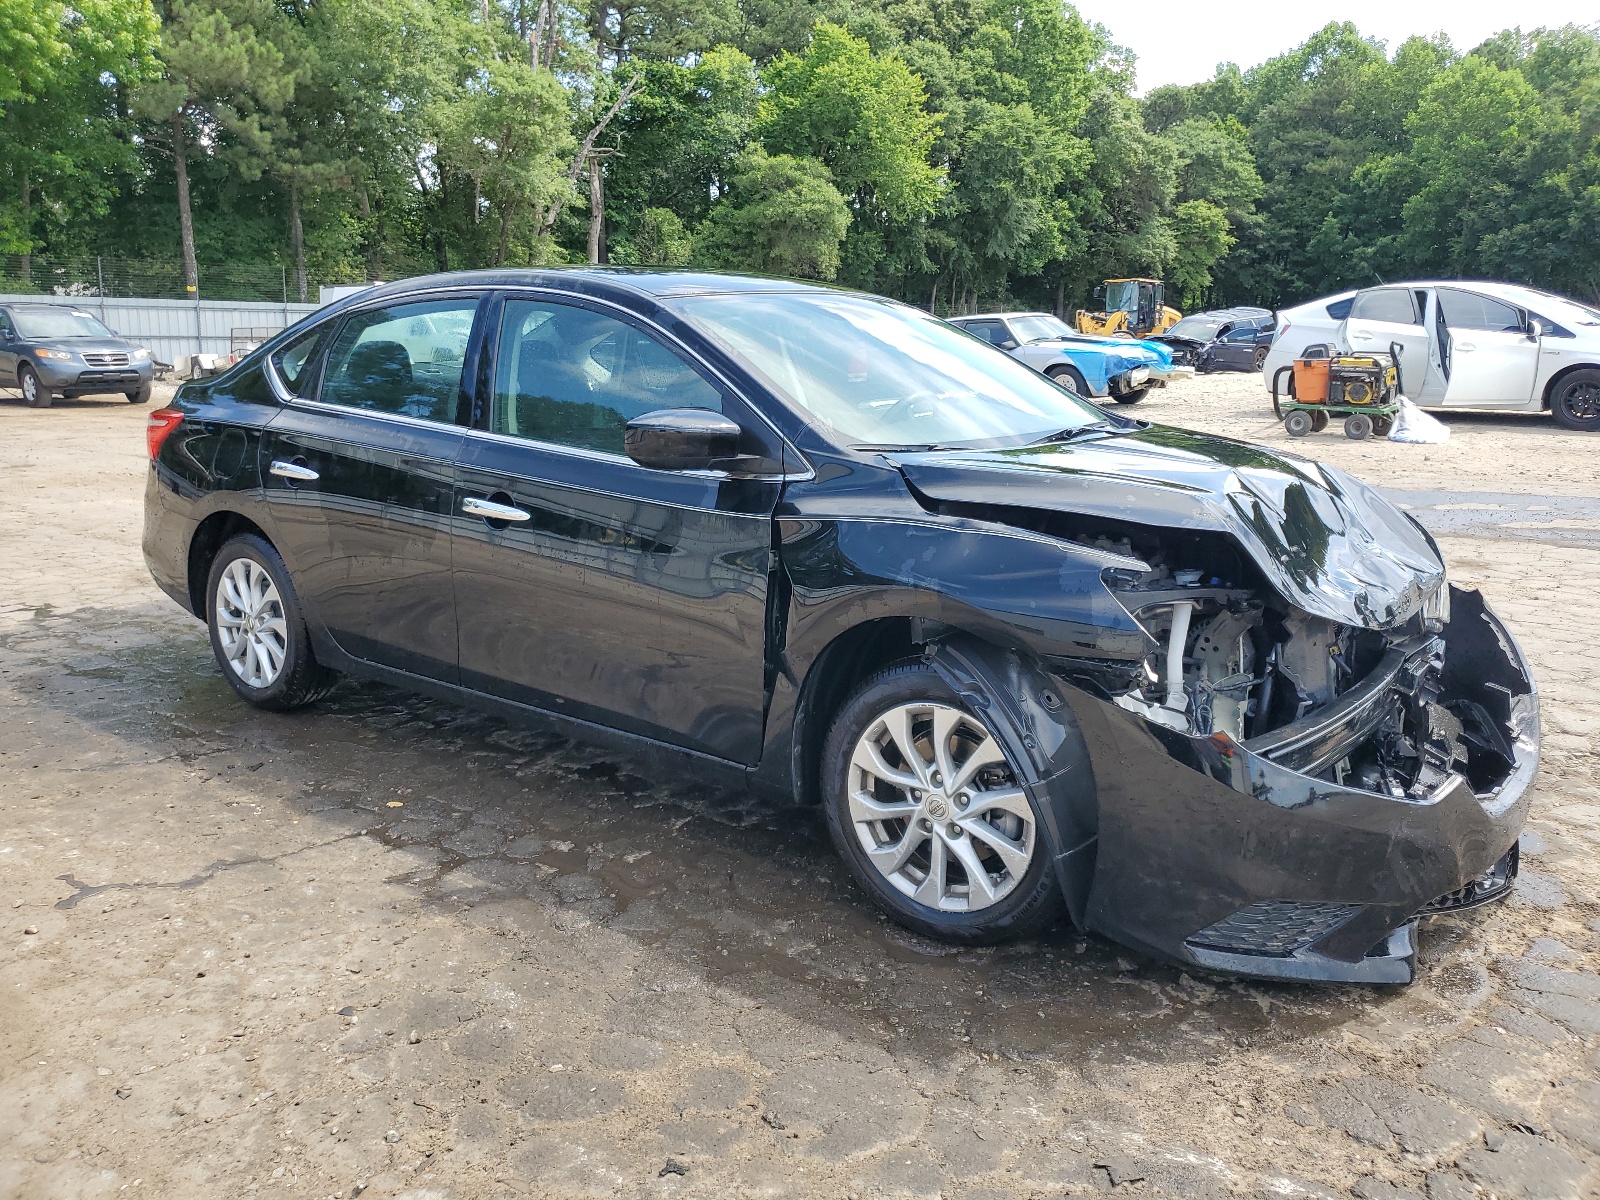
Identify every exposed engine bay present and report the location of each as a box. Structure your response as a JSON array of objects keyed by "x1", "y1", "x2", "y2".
[{"x1": 1072, "y1": 528, "x2": 1515, "y2": 802}]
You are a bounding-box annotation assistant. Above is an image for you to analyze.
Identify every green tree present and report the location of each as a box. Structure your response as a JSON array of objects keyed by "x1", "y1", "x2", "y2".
[{"x1": 692, "y1": 147, "x2": 850, "y2": 279}]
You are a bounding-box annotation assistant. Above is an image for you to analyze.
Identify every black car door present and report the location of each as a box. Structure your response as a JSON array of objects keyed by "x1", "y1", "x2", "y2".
[
  {"x1": 1212, "y1": 322, "x2": 1255, "y2": 368},
  {"x1": 259, "y1": 292, "x2": 483, "y2": 680},
  {"x1": 451, "y1": 292, "x2": 785, "y2": 763}
]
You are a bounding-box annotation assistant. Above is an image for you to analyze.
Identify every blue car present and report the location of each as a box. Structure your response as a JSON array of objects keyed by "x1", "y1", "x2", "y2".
[{"x1": 949, "y1": 311, "x2": 1191, "y2": 403}]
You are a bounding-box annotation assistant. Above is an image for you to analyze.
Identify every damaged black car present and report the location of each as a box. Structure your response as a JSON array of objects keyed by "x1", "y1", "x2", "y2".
[{"x1": 141, "y1": 270, "x2": 1538, "y2": 985}]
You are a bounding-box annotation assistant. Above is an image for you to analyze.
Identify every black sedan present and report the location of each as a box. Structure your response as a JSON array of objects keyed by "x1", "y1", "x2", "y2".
[
  {"x1": 1, "y1": 302, "x2": 155, "y2": 407},
  {"x1": 141, "y1": 270, "x2": 1538, "y2": 984},
  {"x1": 1154, "y1": 306, "x2": 1276, "y2": 372}
]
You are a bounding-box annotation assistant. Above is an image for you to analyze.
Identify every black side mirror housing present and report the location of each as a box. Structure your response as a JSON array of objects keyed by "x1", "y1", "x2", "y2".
[{"x1": 625, "y1": 408, "x2": 744, "y2": 472}]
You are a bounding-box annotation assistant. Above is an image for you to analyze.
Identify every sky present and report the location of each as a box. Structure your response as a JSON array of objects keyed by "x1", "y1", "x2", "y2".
[{"x1": 1102, "y1": 1, "x2": 1600, "y2": 93}]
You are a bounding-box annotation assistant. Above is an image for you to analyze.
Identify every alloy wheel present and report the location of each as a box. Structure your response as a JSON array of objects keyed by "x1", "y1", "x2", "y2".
[
  {"x1": 847, "y1": 702, "x2": 1034, "y2": 912},
  {"x1": 214, "y1": 558, "x2": 289, "y2": 689},
  {"x1": 1563, "y1": 380, "x2": 1598, "y2": 421}
]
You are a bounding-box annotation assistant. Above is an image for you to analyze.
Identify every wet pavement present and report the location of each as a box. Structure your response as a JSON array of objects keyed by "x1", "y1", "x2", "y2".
[{"x1": 2, "y1": 387, "x2": 1598, "y2": 1200}]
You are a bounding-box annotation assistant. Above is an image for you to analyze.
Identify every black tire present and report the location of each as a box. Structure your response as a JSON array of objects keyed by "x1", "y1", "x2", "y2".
[
  {"x1": 820, "y1": 660, "x2": 1063, "y2": 944},
  {"x1": 1344, "y1": 413, "x2": 1373, "y2": 440},
  {"x1": 1045, "y1": 363, "x2": 1089, "y2": 397},
  {"x1": 1372, "y1": 414, "x2": 1394, "y2": 437},
  {"x1": 205, "y1": 534, "x2": 338, "y2": 711},
  {"x1": 1284, "y1": 409, "x2": 1314, "y2": 437},
  {"x1": 1550, "y1": 369, "x2": 1600, "y2": 432},
  {"x1": 1112, "y1": 386, "x2": 1148, "y2": 405},
  {"x1": 1310, "y1": 410, "x2": 1330, "y2": 433},
  {"x1": 19, "y1": 364, "x2": 51, "y2": 409},
  {"x1": 1252, "y1": 345, "x2": 1269, "y2": 372},
  {"x1": 127, "y1": 382, "x2": 153, "y2": 404}
]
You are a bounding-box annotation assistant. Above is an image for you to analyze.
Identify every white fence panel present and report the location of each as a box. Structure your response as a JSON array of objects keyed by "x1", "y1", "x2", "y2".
[{"x1": 0, "y1": 293, "x2": 322, "y2": 367}]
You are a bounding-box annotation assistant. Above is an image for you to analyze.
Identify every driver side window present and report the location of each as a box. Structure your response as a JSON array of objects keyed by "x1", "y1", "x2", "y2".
[{"x1": 491, "y1": 298, "x2": 722, "y2": 456}]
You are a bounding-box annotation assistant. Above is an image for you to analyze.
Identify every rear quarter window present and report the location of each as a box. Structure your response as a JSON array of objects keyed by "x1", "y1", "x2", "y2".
[{"x1": 1325, "y1": 297, "x2": 1354, "y2": 320}]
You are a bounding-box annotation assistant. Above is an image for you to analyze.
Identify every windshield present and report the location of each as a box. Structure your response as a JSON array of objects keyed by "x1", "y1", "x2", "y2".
[
  {"x1": 1007, "y1": 314, "x2": 1076, "y2": 343},
  {"x1": 13, "y1": 308, "x2": 117, "y2": 339},
  {"x1": 673, "y1": 292, "x2": 1109, "y2": 449},
  {"x1": 1166, "y1": 316, "x2": 1225, "y2": 341},
  {"x1": 1499, "y1": 286, "x2": 1600, "y2": 328},
  {"x1": 1104, "y1": 281, "x2": 1140, "y2": 312}
]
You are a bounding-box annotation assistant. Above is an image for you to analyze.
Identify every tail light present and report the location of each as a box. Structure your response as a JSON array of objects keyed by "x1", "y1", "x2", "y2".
[{"x1": 147, "y1": 408, "x2": 184, "y2": 460}]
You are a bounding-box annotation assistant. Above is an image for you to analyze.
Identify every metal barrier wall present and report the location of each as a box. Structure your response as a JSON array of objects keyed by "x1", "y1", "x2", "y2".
[{"x1": 0, "y1": 294, "x2": 322, "y2": 368}]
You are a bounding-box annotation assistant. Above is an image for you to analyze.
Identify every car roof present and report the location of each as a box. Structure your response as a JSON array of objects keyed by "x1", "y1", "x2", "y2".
[
  {"x1": 1180, "y1": 307, "x2": 1272, "y2": 320},
  {"x1": 355, "y1": 267, "x2": 834, "y2": 308},
  {"x1": 948, "y1": 312, "x2": 1055, "y2": 322}
]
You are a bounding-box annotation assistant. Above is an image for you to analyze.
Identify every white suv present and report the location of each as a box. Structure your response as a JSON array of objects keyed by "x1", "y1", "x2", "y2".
[{"x1": 1262, "y1": 281, "x2": 1600, "y2": 431}]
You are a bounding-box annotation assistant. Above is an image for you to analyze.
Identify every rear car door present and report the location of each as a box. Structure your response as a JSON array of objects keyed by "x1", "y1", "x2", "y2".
[
  {"x1": 1342, "y1": 287, "x2": 1432, "y2": 372},
  {"x1": 259, "y1": 292, "x2": 483, "y2": 680},
  {"x1": 1212, "y1": 322, "x2": 1257, "y2": 369},
  {"x1": 451, "y1": 292, "x2": 786, "y2": 763},
  {"x1": 1436, "y1": 288, "x2": 1541, "y2": 407}
]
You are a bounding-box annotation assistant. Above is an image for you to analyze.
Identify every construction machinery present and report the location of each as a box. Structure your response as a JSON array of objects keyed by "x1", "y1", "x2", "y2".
[{"x1": 1075, "y1": 278, "x2": 1182, "y2": 338}]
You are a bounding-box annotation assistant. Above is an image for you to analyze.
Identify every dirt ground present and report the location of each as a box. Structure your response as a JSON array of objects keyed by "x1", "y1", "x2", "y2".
[{"x1": 1, "y1": 372, "x2": 1597, "y2": 1200}]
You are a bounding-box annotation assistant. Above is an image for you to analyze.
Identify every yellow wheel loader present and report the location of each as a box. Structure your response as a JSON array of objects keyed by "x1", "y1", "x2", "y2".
[{"x1": 1075, "y1": 278, "x2": 1182, "y2": 338}]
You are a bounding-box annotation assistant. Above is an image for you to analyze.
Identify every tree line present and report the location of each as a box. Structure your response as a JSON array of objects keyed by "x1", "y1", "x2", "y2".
[{"x1": 2, "y1": 1, "x2": 1597, "y2": 313}]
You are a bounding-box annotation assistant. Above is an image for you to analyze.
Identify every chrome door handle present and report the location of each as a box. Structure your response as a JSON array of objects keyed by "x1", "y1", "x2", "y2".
[
  {"x1": 269, "y1": 459, "x2": 320, "y2": 482},
  {"x1": 462, "y1": 496, "x2": 531, "y2": 522},
  {"x1": 1456, "y1": 343, "x2": 1476, "y2": 352},
  {"x1": 1349, "y1": 332, "x2": 1373, "y2": 341}
]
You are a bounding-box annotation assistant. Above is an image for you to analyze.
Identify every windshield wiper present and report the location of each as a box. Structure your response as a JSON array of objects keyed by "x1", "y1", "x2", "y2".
[
  {"x1": 1027, "y1": 421, "x2": 1120, "y2": 446},
  {"x1": 852, "y1": 442, "x2": 957, "y2": 452}
]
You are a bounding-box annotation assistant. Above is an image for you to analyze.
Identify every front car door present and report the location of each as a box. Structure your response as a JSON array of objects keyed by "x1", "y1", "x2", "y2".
[
  {"x1": 259, "y1": 292, "x2": 482, "y2": 679},
  {"x1": 0, "y1": 309, "x2": 16, "y2": 385},
  {"x1": 1436, "y1": 288, "x2": 1541, "y2": 407},
  {"x1": 451, "y1": 292, "x2": 787, "y2": 763},
  {"x1": 1342, "y1": 287, "x2": 1433, "y2": 378}
]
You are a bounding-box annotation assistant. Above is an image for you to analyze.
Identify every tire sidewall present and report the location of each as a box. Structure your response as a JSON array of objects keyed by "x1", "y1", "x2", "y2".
[
  {"x1": 205, "y1": 535, "x2": 313, "y2": 708},
  {"x1": 821, "y1": 662, "x2": 1060, "y2": 943},
  {"x1": 1046, "y1": 364, "x2": 1088, "y2": 397},
  {"x1": 21, "y1": 365, "x2": 49, "y2": 408}
]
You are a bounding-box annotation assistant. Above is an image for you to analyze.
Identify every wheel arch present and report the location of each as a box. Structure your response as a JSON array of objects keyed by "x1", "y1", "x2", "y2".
[
  {"x1": 789, "y1": 614, "x2": 1101, "y2": 926},
  {"x1": 1539, "y1": 361, "x2": 1600, "y2": 410},
  {"x1": 188, "y1": 511, "x2": 273, "y2": 616}
]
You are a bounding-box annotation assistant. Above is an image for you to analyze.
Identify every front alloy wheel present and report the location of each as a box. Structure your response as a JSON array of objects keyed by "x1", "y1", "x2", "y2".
[
  {"x1": 1551, "y1": 369, "x2": 1600, "y2": 432},
  {"x1": 823, "y1": 662, "x2": 1062, "y2": 943},
  {"x1": 20, "y1": 364, "x2": 50, "y2": 408},
  {"x1": 848, "y1": 701, "x2": 1035, "y2": 912}
]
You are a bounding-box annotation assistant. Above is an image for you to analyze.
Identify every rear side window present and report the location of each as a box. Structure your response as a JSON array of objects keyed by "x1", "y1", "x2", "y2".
[
  {"x1": 269, "y1": 327, "x2": 327, "y2": 398},
  {"x1": 1350, "y1": 289, "x2": 1421, "y2": 325},
  {"x1": 1437, "y1": 289, "x2": 1525, "y2": 333},
  {"x1": 320, "y1": 298, "x2": 479, "y2": 422},
  {"x1": 1325, "y1": 297, "x2": 1355, "y2": 320},
  {"x1": 963, "y1": 320, "x2": 1009, "y2": 345},
  {"x1": 491, "y1": 298, "x2": 722, "y2": 456}
]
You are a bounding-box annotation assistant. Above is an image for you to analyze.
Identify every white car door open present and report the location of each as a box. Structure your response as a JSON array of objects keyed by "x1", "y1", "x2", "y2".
[
  {"x1": 1341, "y1": 287, "x2": 1432, "y2": 377},
  {"x1": 1437, "y1": 288, "x2": 1540, "y2": 406}
]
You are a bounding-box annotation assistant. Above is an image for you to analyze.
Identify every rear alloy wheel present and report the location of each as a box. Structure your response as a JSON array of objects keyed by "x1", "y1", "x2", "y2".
[
  {"x1": 1284, "y1": 409, "x2": 1314, "y2": 437},
  {"x1": 19, "y1": 364, "x2": 51, "y2": 409},
  {"x1": 1550, "y1": 369, "x2": 1600, "y2": 432},
  {"x1": 1252, "y1": 345, "x2": 1269, "y2": 371},
  {"x1": 1344, "y1": 413, "x2": 1373, "y2": 440},
  {"x1": 822, "y1": 662, "x2": 1061, "y2": 943},
  {"x1": 206, "y1": 534, "x2": 338, "y2": 710}
]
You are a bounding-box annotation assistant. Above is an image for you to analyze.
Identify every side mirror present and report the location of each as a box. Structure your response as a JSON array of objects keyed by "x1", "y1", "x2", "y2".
[
  {"x1": 998, "y1": 338, "x2": 1019, "y2": 351},
  {"x1": 1093, "y1": 286, "x2": 1103, "y2": 300},
  {"x1": 625, "y1": 408, "x2": 743, "y2": 472},
  {"x1": 1526, "y1": 319, "x2": 1543, "y2": 341}
]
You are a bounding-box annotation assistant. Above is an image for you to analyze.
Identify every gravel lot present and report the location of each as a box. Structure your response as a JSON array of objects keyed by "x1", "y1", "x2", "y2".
[{"x1": 2, "y1": 373, "x2": 1597, "y2": 1200}]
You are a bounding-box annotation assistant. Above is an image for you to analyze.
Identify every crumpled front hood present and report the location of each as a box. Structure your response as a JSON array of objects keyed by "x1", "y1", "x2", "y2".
[{"x1": 892, "y1": 426, "x2": 1445, "y2": 629}]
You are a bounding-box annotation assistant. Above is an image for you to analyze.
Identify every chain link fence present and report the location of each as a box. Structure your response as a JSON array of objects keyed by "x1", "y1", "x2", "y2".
[{"x1": 0, "y1": 254, "x2": 365, "y2": 303}]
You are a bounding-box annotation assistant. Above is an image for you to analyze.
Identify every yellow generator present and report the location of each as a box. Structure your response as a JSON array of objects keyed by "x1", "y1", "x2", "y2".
[{"x1": 1076, "y1": 278, "x2": 1182, "y2": 338}]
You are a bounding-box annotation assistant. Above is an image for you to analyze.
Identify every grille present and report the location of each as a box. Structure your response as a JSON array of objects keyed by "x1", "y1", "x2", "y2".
[
  {"x1": 1420, "y1": 844, "x2": 1518, "y2": 915},
  {"x1": 82, "y1": 352, "x2": 131, "y2": 367},
  {"x1": 1187, "y1": 900, "x2": 1360, "y2": 957}
]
